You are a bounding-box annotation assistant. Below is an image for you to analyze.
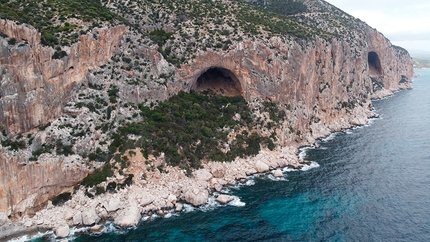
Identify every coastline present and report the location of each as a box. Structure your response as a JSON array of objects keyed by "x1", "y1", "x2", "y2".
[{"x1": 0, "y1": 89, "x2": 405, "y2": 241}]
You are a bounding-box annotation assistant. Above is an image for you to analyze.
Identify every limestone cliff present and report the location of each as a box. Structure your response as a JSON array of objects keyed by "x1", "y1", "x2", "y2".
[
  {"x1": 0, "y1": 20, "x2": 127, "y2": 218},
  {"x1": 0, "y1": 19, "x2": 127, "y2": 134},
  {"x1": 0, "y1": 0, "x2": 413, "y2": 222}
]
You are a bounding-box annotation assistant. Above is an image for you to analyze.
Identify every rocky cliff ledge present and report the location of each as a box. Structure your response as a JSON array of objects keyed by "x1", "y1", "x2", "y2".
[{"x1": 0, "y1": 0, "x2": 413, "y2": 235}]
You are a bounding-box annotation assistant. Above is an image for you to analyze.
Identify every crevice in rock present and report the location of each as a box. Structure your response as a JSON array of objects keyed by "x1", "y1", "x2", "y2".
[
  {"x1": 192, "y1": 67, "x2": 242, "y2": 96},
  {"x1": 368, "y1": 51, "x2": 382, "y2": 77}
]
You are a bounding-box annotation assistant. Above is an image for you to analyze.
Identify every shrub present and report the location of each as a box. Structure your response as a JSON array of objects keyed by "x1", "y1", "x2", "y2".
[
  {"x1": 81, "y1": 162, "x2": 114, "y2": 187},
  {"x1": 52, "y1": 192, "x2": 72, "y2": 206}
]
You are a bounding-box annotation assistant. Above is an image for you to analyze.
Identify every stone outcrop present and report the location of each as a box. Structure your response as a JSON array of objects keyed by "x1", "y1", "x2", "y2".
[
  {"x1": 55, "y1": 224, "x2": 70, "y2": 238},
  {"x1": 273, "y1": 169, "x2": 283, "y2": 177},
  {"x1": 0, "y1": 152, "x2": 88, "y2": 219},
  {"x1": 216, "y1": 194, "x2": 235, "y2": 204},
  {"x1": 114, "y1": 204, "x2": 141, "y2": 227}
]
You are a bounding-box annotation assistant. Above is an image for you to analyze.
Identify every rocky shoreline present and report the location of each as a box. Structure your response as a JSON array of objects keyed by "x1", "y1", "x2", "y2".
[{"x1": 1, "y1": 146, "x2": 306, "y2": 241}]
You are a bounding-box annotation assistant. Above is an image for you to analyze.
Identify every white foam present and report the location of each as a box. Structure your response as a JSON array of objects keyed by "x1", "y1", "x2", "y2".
[
  {"x1": 182, "y1": 203, "x2": 196, "y2": 213},
  {"x1": 7, "y1": 235, "x2": 30, "y2": 242},
  {"x1": 99, "y1": 222, "x2": 130, "y2": 235},
  {"x1": 245, "y1": 177, "x2": 256, "y2": 186},
  {"x1": 300, "y1": 161, "x2": 320, "y2": 171},
  {"x1": 69, "y1": 226, "x2": 90, "y2": 236},
  {"x1": 322, "y1": 132, "x2": 338, "y2": 142},
  {"x1": 298, "y1": 146, "x2": 313, "y2": 159},
  {"x1": 164, "y1": 212, "x2": 173, "y2": 218},
  {"x1": 8, "y1": 230, "x2": 54, "y2": 242},
  {"x1": 228, "y1": 196, "x2": 246, "y2": 207},
  {"x1": 267, "y1": 174, "x2": 287, "y2": 181},
  {"x1": 199, "y1": 196, "x2": 222, "y2": 212},
  {"x1": 283, "y1": 166, "x2": 297, "y2": 172}
]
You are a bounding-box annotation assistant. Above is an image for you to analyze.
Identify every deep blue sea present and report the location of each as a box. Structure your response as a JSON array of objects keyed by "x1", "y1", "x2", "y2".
[{"x1": 32, "y1": 69, "x2": 430, "y2": 242}]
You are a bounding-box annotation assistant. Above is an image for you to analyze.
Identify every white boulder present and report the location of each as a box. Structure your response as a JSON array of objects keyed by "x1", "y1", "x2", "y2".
[
  {"x1": 216, "y1": 194, "x2": 234, "y2": 204},
  {"x1": 82, "y1": 209, "x2": 100, "y2": 226},
  {"x1": 183, "y1": 187, "x2": 209, "y2": 206},
  {"x1": 72, "y1": 211, "x2": 82, "y2": 225},
  {"x1": 114, "y1": 204, "x2": 141, "y2": 227},
  {"x1": 255, "y1": 160, "x2": 270, "y2": 173},
  {"x1": 273, "y1": 169, "x2": 283, "y2": 177},
  {"x1": 104, "y1": 197, "x2": 121, "y2": 212},
  {"x1": 55, "y1": 224, "x2": 70, "y2": 238},
  {"x1": 194, "y1": 169, "x2": 213, "y2": 181}
]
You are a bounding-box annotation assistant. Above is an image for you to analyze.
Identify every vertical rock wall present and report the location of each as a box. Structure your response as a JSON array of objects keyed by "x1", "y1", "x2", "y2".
[{"x1": 0, "y1": 19, "x2": 128, "y2": 134}]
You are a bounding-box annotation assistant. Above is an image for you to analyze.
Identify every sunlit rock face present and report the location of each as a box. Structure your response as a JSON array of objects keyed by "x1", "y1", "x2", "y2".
[{"x1": 0, "y1": 19, "x2": 127, "y2": 134}]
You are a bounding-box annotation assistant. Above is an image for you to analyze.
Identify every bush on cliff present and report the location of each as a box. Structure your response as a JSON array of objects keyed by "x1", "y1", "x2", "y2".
[{"x1": 113, "y1": 91, "x2": 276, "y2": 173}]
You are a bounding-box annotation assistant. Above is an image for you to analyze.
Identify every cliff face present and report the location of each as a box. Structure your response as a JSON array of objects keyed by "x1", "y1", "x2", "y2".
[
  {"x1": 0, "y1": 19, "x2": 127, "y2": 134},
  {"x1": 0, "y1": 151, "x2": 88, "y2": 218},
  {"x1": 170, "y1": 27, "x2": 413, "y2": 146},
  {"x1": 0, "y1": 20, "x2": 127, "y2": 218},
  {"x1": 0, "y1": 0, "x2": 414, "y2": 220}
]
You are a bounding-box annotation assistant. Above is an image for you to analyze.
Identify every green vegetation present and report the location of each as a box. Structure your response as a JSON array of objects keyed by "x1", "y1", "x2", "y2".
[
  {"x1": 1, "y1": 139, "x2": 26, "y2": 151},
  {"x1": 0, "y1": 0, "x2": 120, "y2": 47},
  {"x1": 250, "y1": 0, "x2": 308, "y2": 16},
  {"x1": 109, "y1": 91, "x2": 275, "y2": 173},
  {"x1": 52, "y1": 192, "x2": 72, "y2": 206},
  {"x1": 81, "y1": 162, "x2": 114, "y2": 187}
]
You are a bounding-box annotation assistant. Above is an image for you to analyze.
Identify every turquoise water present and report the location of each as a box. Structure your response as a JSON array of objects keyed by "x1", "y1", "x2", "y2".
[{"x1": 33, "y1": 69, "x2": 430, "y2": 241}]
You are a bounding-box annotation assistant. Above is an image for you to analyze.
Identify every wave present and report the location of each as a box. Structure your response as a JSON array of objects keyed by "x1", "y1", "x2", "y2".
[
  {"x1": 228, "y1": 196, "x2": 246, "y2": 207},
  {"x1": 266, "y1": 173, "x2": 288, "y2": 181},
  {"x1": 298, "y1": 146, "x2": 314, "y2": 159},
  {"x1": 322, "y1": 132, "x2": 339, "y2": 142},
  {"x1": 300, "y1": 161, "x2": 320, "y2": 171},
  {"x1": 200, "y1": 196, "x2": 223, "y2": 212},
  {"x1": 8, "y1": 230, "x2": 53, "y2": 242}
]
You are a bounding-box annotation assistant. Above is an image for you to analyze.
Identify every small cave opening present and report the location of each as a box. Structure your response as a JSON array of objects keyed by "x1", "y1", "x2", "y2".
[
  {"x1": 192, "y1": 67, "x2": 242, "y2": 96},
  {"x1": 368, "y1": 51, "x2": 382, "y2": 76}
]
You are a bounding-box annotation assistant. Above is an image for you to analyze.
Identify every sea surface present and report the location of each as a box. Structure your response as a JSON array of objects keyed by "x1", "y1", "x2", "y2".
[{"x1": 30, "y1": 69, "x2": 430, "y2": 242}]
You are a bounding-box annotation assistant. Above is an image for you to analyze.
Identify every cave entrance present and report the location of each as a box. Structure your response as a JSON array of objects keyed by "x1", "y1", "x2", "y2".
[
  {"x1": 193, "y1": 67, "x2": 242, "y2": 96},
  {"x1": 368, "y1": 51, "x2": 382, "y2": 76}
]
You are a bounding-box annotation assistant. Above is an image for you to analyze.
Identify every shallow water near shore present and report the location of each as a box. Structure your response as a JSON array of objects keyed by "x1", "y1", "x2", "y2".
[{"x1": 28, "y1": 69, "x2": 430, "y2": 242}]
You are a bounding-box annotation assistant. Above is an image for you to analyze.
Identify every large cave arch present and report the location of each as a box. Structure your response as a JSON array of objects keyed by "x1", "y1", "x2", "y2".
[
  {"x1": 368, "y1": 51, "x2": 383, "y2": 76},
  {"x1": 192, "y1": 67, "x2": 242, "y2": 96}
]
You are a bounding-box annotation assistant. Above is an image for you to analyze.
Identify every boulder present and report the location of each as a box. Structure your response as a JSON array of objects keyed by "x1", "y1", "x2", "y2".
[
  {"x1": 210, "y1": 163, "x2": 225, "y2": 178},
  {"x1": 273, "y1": 169, "x2": 283, "y2": 177},
  {"x1": 90, "y1": 224, "x2": 104, "y2": 233},
  {"x1": 167, "y1": 194, "x2": 177, "y2": 204},
  {"x1": 55, "y1": 224, "x2": 70, "y2": 238},
  {"x1": 193, "y1": 169, "x2": 213, "y2": 181},
  {"x1": 255, "y1": 160, "x2": 270, "y2": 173},
  {"x1": 183, "y1": 187, "x2": 209, "y2": 206},
  {"x1": 216, "y1": 194, "x2": 234, "y2": 204},
  {"x1": 114, "y1": 204, "x2": 141, "y2": 227},
  {"x1": 82, "y1": 209, "x2": 100, "y2": 226},
  {"x1": 103, "y1": 197, "x2": 121, "y2": 212},
  {"x1": 139, "y1": 196, "x2": 154, "y2": 207},
  {"x1": 175, "y1": 202, "x2": 183, "y2": 212},
  {"x1": 72, "y1": 211, "x2": 82, "y2": 225}
]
